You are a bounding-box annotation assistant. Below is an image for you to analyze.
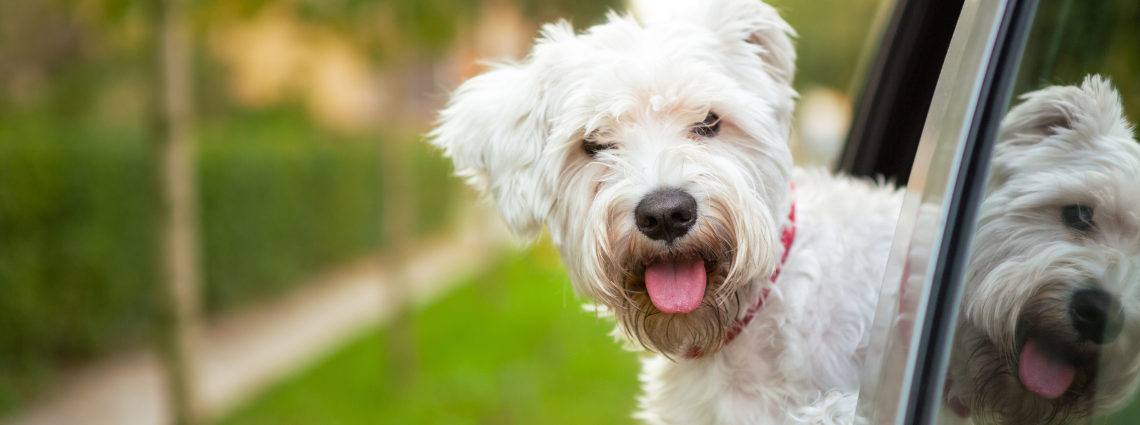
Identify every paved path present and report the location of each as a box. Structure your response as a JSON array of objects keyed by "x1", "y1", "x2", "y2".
[{"x1": 2, "y1": 208, "x2": 512, "y2": 425}]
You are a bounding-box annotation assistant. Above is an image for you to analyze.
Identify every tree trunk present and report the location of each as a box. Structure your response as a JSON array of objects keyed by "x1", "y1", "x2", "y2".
[{"x1": 148, "y1": 0, "x2": 201, "y2": 423}]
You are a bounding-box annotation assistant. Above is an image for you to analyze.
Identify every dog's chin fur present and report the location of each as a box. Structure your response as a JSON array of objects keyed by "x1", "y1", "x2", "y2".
[
  {"x1": 947, "y1": 76, "x2": 1140, "y2": 425},
  {"x1": 954, "y1": 313, "x2": 1102, "y2": 425},
  {"x1": 612, "y1": 241, "x2": 748, "y2": 357},
  {"x1": 615, "y1": 248, "x2": 736, "y2": 357}
]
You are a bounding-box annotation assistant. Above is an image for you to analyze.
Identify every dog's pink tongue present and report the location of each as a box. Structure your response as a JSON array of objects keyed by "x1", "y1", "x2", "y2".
[
  {"x1": 1019, "y1": 338, "x2": 1076, "y2": 400},
  {"x1": 644, "y1": 257, "x2": 706, "y2": 314}
]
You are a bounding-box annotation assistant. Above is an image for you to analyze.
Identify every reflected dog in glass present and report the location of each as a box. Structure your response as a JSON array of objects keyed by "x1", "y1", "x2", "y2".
[{"x1": 945, "y1": 76, "x2": 1140, "y2": 425}]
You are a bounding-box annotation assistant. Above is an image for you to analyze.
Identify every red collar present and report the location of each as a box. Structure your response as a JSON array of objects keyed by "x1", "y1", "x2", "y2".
[{"x1": 686, "y1": 197, "x2": 796, "y2": 358}]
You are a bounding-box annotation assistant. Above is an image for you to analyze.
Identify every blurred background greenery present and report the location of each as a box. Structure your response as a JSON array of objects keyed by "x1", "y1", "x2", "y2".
[
  {"x1": 0, "y1": 0, "x2": 887, "y2": 423},
  {"x1": 1014, "y1": 0, "x2": 1140, "y2": 122}
]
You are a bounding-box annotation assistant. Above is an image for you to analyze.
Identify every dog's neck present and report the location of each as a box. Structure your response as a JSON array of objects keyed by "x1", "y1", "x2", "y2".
[{"x1": 686, "y1": 195, "x2": 797, "y2": 359}]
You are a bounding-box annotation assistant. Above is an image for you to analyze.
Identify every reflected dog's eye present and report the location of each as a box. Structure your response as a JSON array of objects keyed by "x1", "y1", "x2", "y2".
[
  {"x1": 691, "y1": 112, "x2": 720, "y2": 138},
  {"x1": 582, "y1": 137, "x2": 615, "y2": 158},
  {"x1": 1062, "y1": 204, "x2": 1095, "y2": 231}
]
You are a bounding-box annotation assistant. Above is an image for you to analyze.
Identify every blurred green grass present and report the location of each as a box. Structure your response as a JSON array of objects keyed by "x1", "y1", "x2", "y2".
[{"x1": 217, "y1": 242, "x2": 641, "y2": 425}]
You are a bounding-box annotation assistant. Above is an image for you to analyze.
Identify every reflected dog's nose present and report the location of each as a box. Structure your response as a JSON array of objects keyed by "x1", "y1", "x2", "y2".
[
  {"x1": 635, "y1": 189, "x2": 697, "y2": 243},
  {"x1": 1070, "y1": 287, "x2": 1124, "y2": 344}
]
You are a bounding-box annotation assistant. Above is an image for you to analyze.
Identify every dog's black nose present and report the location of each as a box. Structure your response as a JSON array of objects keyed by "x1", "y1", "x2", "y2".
[
  {"x1": 635, "y1": 189, "x2": 698, "y2": 243},
  {"x1": 1070, "y1": 287, "x2": 1124, "y2": 344}
]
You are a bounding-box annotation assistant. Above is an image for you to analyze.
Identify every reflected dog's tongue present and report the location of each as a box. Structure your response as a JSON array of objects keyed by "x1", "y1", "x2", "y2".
[
  {"x1": 644, "y1": 257, "x2": 706, "y2": 314},
  {"x1": 1019, "y1": 338, "x2": 1076, "y2": 400}
]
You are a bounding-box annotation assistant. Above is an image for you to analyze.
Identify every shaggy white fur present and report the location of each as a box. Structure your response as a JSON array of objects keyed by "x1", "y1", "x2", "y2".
[
  {"x1": 431, "y1": 1, "x2": 902, "y2": 423},
  {"x1": 944, "y1": 76, "x2": 1140, "y2": 425}
]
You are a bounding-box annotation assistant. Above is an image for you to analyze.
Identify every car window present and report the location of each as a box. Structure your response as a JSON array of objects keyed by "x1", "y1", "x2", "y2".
[
  {"x1": 857, "y1": 0, "x2": 1140, "y2": 424},
  {"x1": 854, "y1": 1, "x2": 1015, "y2": 423}
]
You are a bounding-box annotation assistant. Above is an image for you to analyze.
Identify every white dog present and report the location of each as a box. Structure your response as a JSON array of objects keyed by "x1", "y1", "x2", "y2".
[
  {"x1": 943, "y1": 76, "x2": 1140, "y2": 425},
  {"x1": 432, "y1": 1, "x2": 901, "y2": 423}
]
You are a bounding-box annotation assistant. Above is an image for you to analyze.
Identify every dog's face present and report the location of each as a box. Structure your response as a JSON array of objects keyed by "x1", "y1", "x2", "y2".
[
  {"x1": 951, "y1": 77, "x2": 1140, "y2": 424},
  {"x1": 432, "y1": 0, "x2": 797, "y2": 357}
]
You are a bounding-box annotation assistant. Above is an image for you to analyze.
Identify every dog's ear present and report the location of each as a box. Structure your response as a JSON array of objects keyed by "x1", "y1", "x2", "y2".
[
  {"x1": 992, "y1": 75, "x2": 1135, "y2": 185},
  {"x1": 999, "y1": 75, "x2": 1132, "y2": 146},
  {"x1": 688, "y1": 0, "x2": 797, "y2": 85},
  {"x1": 430, "y1": 51, "x2": 562, "y2": 241}
]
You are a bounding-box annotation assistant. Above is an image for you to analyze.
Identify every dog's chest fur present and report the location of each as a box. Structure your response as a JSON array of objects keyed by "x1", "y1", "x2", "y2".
[{"x1": 635, "y1": 168, "x2": 903, "y2": 425}]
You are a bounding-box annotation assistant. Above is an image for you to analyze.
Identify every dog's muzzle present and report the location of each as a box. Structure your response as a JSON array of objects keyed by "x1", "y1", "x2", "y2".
[{"x1": 1017, "y1": 286, "x2": 1123, "y2": 400}]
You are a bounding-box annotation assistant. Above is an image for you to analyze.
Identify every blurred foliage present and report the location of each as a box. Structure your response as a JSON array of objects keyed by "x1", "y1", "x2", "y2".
[
  {"x1": 770, "y1": 0, "x2": 886, "y2": 93},
  {"x1": 1014, "y1": 0, "x2": 1140, "y2": 123},
  {"x1": 217, "y1": 243, "x2": 641, "y2": 425},
  {"x1": 0, "y1": 104, "x2": 460, "y2": 412},
  {"x1": 0, "y1": 0, "x2": 469, "y2": 413},
  {"x1": 192, "y1": 0, "x2": 619, "y2": 60},
  {"x1": 196, "y1": 108, "x2": 385, "y2": 312},
  {"x1": 0, "y1": 113, "x2": 157, "y2": 414},
  {"x1": 510, "y1": 0, "x2": 622, "y2": 26},
  {"x1": 410, "y1": 137, "x2": 461, "y2": 234},
  {"x1": 198, "y1": 109, "x2": 460, "y2": 310}
]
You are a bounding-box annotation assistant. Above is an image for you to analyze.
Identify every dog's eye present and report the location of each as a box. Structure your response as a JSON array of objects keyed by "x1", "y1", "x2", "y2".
[
  {"x1": 691, "y1": 112, "x2": 720, "y2": 138},
  {"x1": 582, "y1": 138, "x2": 615, "y2": 158},
  {"x1": 1062, "y1": 204, "x2": 1095, "y2": 231}
]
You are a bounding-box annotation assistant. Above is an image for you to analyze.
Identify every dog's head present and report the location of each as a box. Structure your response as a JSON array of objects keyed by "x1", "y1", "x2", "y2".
[
  {"x1": 949, "y1": 76, "x2": 1140, "y2": 424},
  {"x1": 431, "y1": 0, "x2": 796, "y2": 357}
]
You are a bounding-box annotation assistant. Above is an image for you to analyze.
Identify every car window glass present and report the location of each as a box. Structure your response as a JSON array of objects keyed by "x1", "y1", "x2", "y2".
[
  {"x1": 854, "y1": 0, "x2": 1010, "y2": 422},
  {"x1": 936, "y1": 1, "x2": 1140, "y2": 424}
]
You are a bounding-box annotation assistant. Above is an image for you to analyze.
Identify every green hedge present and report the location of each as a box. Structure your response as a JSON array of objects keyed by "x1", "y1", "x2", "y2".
[
  {"x1": 0, "y1": 107, "x2": 457, "y2": 413},
  {"x1": 0, "y1": 115, "x2": 158, "y2": 413},
  {"x1": 196, "y1": 110, "x2": 387, "y2": 311}
]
